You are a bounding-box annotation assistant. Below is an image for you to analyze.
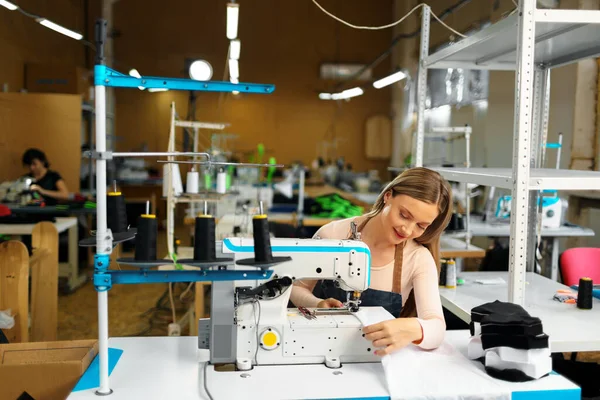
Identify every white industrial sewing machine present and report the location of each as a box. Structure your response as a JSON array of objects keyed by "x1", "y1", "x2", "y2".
[{"x1": 200, "y1": 237, "x2": 381, "y2": 369}]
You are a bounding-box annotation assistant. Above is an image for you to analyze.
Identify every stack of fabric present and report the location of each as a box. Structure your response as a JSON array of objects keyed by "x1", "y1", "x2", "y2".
[{"x1": 467, "y1": 300, "x2": 552, "y2": 382}]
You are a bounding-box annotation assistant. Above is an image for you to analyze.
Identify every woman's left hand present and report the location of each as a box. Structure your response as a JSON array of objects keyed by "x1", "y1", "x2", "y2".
[{"x1": 363, "y1": 318, "x2": 423, "y2": 356}]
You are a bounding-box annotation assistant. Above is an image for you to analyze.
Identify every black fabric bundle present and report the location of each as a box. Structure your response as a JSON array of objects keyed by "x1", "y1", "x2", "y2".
[{"x1": 468, "y1": 300, "x2": 551, "y2": 382}]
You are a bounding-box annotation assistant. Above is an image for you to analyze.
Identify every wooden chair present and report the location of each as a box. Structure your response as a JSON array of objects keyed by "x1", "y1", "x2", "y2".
[
  {"x1": 0, "y1": 241, "x2": 29, "y2": 343},
  {"x1": 31, "y1": 222, "x2": 58, "y2": 342},
  {"x1": 0, "y1": 221, "x2": 58, "y2": 343}
]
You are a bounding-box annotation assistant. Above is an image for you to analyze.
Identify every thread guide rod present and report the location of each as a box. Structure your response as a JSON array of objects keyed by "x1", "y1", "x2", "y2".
[
  {"x1": 204, "y1": 201, "x2": 208, "y2": 216},
  {"x1": 146, "y1": 201, "x2": 150, "y2": 215}
]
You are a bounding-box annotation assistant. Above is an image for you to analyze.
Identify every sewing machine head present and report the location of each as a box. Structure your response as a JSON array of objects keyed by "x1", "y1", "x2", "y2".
[
  {"x1": 206, "y1": 237, "x2": 381, "y2": 368},
  {"x1": 222, "y1": 237, "x2": 371, "y2": 301}
]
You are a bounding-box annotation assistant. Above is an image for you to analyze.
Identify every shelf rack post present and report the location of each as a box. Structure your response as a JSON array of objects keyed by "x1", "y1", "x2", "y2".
[
  {"x1": 508, "y1": 0, "x2": 537, "y2": 305},
  {"x1": 415, "y1": 5, "x2": 431, "y2": 168},
  {"x1": 527, "y1": 66, "x2": 552, "y2": 275}
]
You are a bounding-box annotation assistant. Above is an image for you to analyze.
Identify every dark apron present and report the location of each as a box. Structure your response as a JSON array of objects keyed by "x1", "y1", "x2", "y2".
[{"x1": 311, "y1": 217, "x2": 407, "y2": 318}]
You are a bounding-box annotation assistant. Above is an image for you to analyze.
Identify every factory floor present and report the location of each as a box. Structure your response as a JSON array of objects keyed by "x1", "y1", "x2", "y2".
[{"x1": 58, "y1": 223, "x2": 198, "y2": 340}]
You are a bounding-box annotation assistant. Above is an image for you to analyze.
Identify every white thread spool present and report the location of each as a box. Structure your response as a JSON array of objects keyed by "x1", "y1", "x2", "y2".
[
  {"x1": 186, "y1": 168, "x2": 199, "y2": 194},
  {"x1": 236, "y1": 358, "x2": 252, "y2": 371},
  {"x1": 216, "y1": 168, "x2": 227, "y2": 194}
]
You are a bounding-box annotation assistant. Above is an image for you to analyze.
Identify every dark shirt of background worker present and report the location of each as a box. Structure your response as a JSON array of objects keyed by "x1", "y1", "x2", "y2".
[{"x1": 22, "y1": 148, "x2": 70, "y2": 206}]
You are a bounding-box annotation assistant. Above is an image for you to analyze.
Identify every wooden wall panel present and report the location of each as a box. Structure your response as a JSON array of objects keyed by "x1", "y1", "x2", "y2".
[
  {"x1": 113, "y1": 0, "x2": 393, "y2": 175},
  {"x1": 0, "y1": 93, "x2": 82, "y2": 191}
]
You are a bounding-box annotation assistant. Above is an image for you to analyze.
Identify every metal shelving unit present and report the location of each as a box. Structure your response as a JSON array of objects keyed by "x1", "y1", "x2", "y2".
[{"x1": 415, "y1": 1, "x2": 600, "y2": 305}]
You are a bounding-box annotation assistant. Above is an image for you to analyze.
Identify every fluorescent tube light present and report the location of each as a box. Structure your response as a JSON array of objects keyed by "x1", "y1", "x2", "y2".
[
  {"x1": 148, "y1": 88, "x2": 168, "y2": 92},
  {"x1": 230, "y1": 77, "x2": 239, "y2": 84},
  {"x1": 373, "y1": 70, "x2": 407, "y2": 89},
  {"x1": 226, "y1": 3, "x2": 239, "y2": 40},
  {"x1": 230, "y1": 39, "x2": 241, "y2": 60},
  {"x1": 228, "y1": 59, "x2": 239, "y2": 80},
  {"x1": 319, "y1": 93, "x2": 333, "y2": 100},
  {"x1": 0, "y1": 1, "x2": 18, "y2": 10},
  {"x1": 37, "y1": 18, "x2": 83, "y2": 40},
  {"x1": 332, "y1": 87, "x2": 363, "y2": 100}
]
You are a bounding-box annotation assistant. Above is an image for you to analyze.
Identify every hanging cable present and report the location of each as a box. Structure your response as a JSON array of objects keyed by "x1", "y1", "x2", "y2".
[
  {"x1": 313, "y1": 0, "x2": 474, "y2": 91},
  {"x1": 311, "y1": 0, "x2": 467, "y2": 37}
]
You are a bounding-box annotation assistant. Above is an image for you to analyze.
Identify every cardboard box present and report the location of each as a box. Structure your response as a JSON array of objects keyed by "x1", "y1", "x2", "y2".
[
  {"x1": 0, "y1": 339, "x2": 98, "y2": 400},
  {"x1": 25, "y1": 64, "x2": 92, "y2": 100}
]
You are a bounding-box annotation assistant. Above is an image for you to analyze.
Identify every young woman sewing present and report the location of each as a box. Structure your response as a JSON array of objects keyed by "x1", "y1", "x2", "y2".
[
  {"x1": 22, "y1": 148, "x2": 70, "y2": 206},
  {"x1": 290, "y1": 167, "x2": 452, "y2": 355}
]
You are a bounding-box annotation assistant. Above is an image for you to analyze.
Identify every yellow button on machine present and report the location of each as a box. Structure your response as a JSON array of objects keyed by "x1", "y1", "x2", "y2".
[{"x1": 259, "y1": 328, "x2": 280, "y2": 350}]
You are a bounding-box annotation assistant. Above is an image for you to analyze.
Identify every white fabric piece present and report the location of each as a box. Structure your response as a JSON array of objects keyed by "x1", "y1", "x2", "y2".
[
  {"x1": 0, "y1": 309, "x2": 14, "y2": 329},
  {"x1": 468, "y1": 336, "x2": 485, "y2": 360},
  {"x1": 472, "y1": 321, "x2": 481, "y2": 336},
  {"x1": 355, "y1": 307, "x2": 510, "y2": 400},
  {"x1": 496, "y1": 346, "x2": 551, "y2": 364},
  {"x1": 485, "y1": 351, "x2": 552, "y2": 380}
]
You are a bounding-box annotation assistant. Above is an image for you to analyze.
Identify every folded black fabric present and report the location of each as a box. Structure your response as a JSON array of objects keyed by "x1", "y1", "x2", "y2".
[
  {"x1": 481, "y1": 332, "x2": 549, "y2": 351},
  {"x1": 484, "y1": 366, "x2": 542, "y2": 382},
  {"x1": 471, "y1": 300, "x2": 530, "y2": 323},
  {"x1": 481, "y1": 313, "x2": 543, "y2": 336}
]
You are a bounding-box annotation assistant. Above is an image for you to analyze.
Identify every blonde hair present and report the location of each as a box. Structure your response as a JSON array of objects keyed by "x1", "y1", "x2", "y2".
[{"x1": 365, "y1": 167, "x2": 453, "y2": 271}]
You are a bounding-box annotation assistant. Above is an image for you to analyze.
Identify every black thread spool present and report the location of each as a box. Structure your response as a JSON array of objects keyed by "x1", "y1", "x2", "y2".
[
  {"x1": 577, "y1": 277, "x2": 594, "y2": 310},
  {"x1": 134, "y1": 213, "x2": 157, "y2": 261},
  {"x1": 107, "y1": 191, "x2": 128, "y2": 233},
  {"x1": 253, "y1": 215, "x2": 272, "y2": 263},
  {"x1": 179, "y1": 214, "x2": 233, "y2": 267},
  {"x1": 236, "y1": 214, "x2": 291, "y2": 268},
  {"x1": 194, "y1": 215, "x2": 217, "y2": 261},
  {"x1": 439, "y1": 259, "x2": 448, "y2": 286}
]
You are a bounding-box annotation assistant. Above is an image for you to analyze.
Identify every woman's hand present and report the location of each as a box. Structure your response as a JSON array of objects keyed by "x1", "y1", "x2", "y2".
[
  {"x1": 363, "y1": 318, "x2": 423, "y2": 356},
  {"x1": 316, "y1": 298, "x2": 344, "y2": 308},
  {"x1": 29, "y1": 184, "x2": 45, "y2": 195}
]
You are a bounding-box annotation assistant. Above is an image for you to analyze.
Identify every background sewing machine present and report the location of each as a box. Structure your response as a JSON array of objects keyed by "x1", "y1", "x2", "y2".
[
  {"x1": 201, "y1": 237, "x2": 380, "y2": 369},
  {"x1": 494, "y1": 190, "x2": 566, "y2": 228},
  {"x1": 0, "y1": 177, "x2": 35, "y2": 204}
]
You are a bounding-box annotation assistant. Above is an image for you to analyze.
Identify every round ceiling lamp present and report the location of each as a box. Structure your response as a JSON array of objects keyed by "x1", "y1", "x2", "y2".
[{"x1": 189, "y1": 60, "x2": 213, "y2": 81}]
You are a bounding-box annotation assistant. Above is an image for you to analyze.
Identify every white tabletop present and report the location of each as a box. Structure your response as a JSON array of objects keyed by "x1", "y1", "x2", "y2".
[
  {"x1": 0, "y1": 216, "x2": 77, "y2": 235},
  {"x1": 440, "y1": 236, "x2": 486, "y2": 256},
  {"x1": 68, "y1": 332, "x2": 579, "y2": 400},
  {"x1": 440, "y1": 271, "x2": 600, "y2": 353},
  {"x1": 456, "y1": 216, "x2": 595, "y2": 238}
]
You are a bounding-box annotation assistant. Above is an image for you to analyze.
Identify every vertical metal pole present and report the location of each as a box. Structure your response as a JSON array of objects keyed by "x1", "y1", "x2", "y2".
[
  {"x1": 93, "y1": 19, "x2": 112, "y2": 396},
  {"x1": 166, "y1": 103, "x2": 176, "y2": 261},
  {"x1": 465, "y1": 126, "x2": 471, "y2": 246},
  {"x1": 508, "y1": 0, "x2": 537, "y2": 305},
  {"x1": 415, "y1": 6, "x2": 430, "y2": 168},
  {"x1": 298, "y1": 168, "x2": 306, "y2": 226}
]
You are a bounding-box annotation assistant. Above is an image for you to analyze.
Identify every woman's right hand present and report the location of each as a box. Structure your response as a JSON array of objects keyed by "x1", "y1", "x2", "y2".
[{"x1": 316, "y1": 298, "x2": 344, "y2": 308}]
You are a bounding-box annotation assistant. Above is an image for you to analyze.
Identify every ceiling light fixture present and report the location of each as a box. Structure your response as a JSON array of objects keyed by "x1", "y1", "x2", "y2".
[
  {"x1": 188, "y1": 60, "x2": 213, "y2": 81},
  {"x1": 228, "y1": 59, "x2": 239, "y2": 80},
  {"x1": 373, "y1": 70, "x2": 407, "y2": 89},
  {"x1": 36, "y1": 18, "x2": 83, "y2": 40},
  {"x1": 0, "y1": 0, "x2": 18, "y2": 11},
  {"x1": 230, "y1": 39, "x2": 241, "y2": 60},
  {"x1": 226, "y1": 3, "x2": 239, "y2": 40}
]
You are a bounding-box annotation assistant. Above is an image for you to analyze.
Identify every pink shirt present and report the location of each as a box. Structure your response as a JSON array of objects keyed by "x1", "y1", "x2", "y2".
[{"x1": 289, "y1": 217, "x2": 446, "y2": 350}]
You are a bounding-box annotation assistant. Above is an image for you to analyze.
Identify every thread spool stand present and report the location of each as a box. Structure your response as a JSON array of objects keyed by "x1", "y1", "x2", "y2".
[
  {"x1": 80, "y1": 181, "x2": 137, "y2": 247},
  {"x1": 178, "y1": 205, "x2": 234, "y2": 268},
  {"x1": 237, "y1": 202, "x2": 291, "y2": 269}
]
